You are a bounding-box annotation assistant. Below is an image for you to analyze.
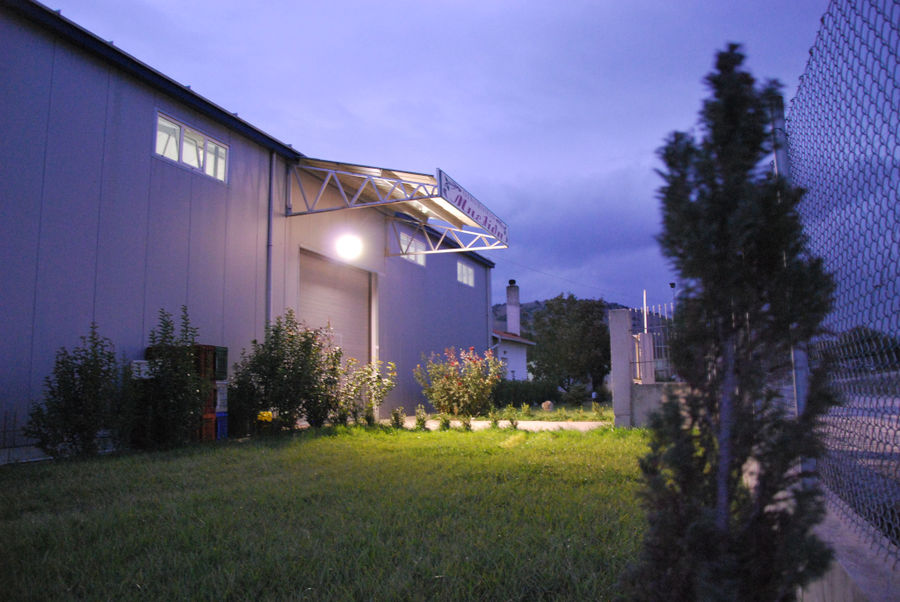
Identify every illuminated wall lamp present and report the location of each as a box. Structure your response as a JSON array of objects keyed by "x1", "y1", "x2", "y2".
[{"x1": 335, "y1": 233, "x2": 363, "y2": 261}]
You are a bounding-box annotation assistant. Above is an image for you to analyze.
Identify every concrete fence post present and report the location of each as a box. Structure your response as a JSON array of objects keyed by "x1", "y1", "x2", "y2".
[{"x1": 609, "y1": 309, "x2": 634, "y2": 427}]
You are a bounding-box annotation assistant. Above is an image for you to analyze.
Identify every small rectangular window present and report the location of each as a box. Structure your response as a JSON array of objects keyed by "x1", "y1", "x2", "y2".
[
  {"x1": 155, "y1": 113, "x2": 228, "y2": 182},
  {"x1": 205, "y1": 142, "x2": 227, "y2": 181},
  {"x1": 457, "y1": 261, "x2": 474, "y2": 286},
  {"x1": 155, "y1": 115, "x2": 180, "y2": 161},
  {"x1": 182, "y1": 129, "x2": 205, "y2": 169},
  {"x1": 400, "y1": 232, "x2": 426, "y2": 266}
]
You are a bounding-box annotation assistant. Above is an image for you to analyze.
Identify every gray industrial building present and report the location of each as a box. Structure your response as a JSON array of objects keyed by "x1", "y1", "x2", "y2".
[{"x1": 0, "y1": 0, "x2": 508, "y2": 429}]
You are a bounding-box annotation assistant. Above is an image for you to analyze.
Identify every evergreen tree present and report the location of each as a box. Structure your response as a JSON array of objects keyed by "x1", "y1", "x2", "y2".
[{"x1": 621, "y1": 45, "x2": 836, "y2": 600}]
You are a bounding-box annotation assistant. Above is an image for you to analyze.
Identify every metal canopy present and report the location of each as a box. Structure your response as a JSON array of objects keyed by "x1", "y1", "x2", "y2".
[{"x1": 288, "y1": 158, "x2": 508, "y2": 254}]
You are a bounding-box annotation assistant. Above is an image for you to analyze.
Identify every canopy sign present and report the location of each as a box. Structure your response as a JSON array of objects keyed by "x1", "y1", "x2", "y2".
[
  {"x1": 288, "y1": 158, "x2": 508, "y2": 254},
  {"x1": 437, "y1": 169, "x2": 509, "y2": 247}
]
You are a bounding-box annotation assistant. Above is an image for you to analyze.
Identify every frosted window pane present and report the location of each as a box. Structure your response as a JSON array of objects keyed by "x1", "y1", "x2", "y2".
[
  {"x1": 205, "y1": 142, "x2": 227, "y2": 181},
  {"x1": 400, "y1": 233, "x2": 426, "y2": 266},
  {"x1": 457, "y1": 261, "x2": 474, "y2": 286},
  {"x1": 155, "y1": 116, "x2": 180, "y2": 161},
  {"x1": 183, "y1": 130, "x2": 204, "y2": 169}
]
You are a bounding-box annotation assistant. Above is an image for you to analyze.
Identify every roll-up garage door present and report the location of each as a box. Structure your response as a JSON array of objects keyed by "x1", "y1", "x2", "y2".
[{"x1": 298, "y1": 251, "x2": 371, "y2": 364}]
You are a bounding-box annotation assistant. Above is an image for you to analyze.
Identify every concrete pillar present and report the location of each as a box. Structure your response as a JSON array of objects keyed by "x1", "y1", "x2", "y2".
[
  {"x1": 609, "y1": 309, "x2": 634, "y2": 427},
  {"x1": 506, "y1": 279, "x2": 520, "y2": 336}
]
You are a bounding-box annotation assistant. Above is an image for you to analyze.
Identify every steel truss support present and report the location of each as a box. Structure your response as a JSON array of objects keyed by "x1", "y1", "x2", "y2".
[
  {"x1": 387, "y1": 215, "x2": 508, "y2": 255},
  {"x1": 288, "y1": 160, "x2": 507, "y2": 255},
  {"x1": 288, "y1": 162, "x2": 439, "y2": 215}
]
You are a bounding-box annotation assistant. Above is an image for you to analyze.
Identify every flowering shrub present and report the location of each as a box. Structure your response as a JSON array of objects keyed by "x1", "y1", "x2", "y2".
[
  {"x1": 413, "y1": 347, "x2": 503, "y2": 417},
  {"x1": 337, "y1": 359, "x2": 397, "y2": 426},
  {"x1": 256, "y1": 411, "x2": 273, "y2": 423}
]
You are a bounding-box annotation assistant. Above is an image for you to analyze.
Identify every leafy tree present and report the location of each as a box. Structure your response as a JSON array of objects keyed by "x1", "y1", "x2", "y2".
[
  {"x1": 134, "y1": 306, "x2": 209, "y2": 449},
  {"x1": 24, "y1": 323, "x2": 124, "y2": 457},
  {"x1": 621, "y1": 45, "x2": 836, "y2": 600},
  {"x1": 528, "y1": 294, "x2": 609, "y2": 391}
]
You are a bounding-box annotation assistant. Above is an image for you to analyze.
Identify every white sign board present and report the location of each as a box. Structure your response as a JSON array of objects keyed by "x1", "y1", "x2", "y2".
[{"x1": 437, "y1": 169, "x2": 509, "y2": 246}]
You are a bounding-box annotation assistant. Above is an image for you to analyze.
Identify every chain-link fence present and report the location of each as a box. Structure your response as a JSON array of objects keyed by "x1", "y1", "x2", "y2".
[
  {"x1": 628, "y1": 303, "x2": 676, "y2": 383},
  {"x1": 786, "y1": 0, "x2": 899, "y2": 566}
]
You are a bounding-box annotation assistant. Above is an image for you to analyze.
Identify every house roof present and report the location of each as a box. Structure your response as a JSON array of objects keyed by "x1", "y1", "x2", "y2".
[{"x1": 492, "y1": 330, "x2": 535, "y2": 346}]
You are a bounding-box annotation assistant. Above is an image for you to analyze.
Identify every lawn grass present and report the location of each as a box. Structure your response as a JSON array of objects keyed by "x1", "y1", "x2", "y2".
[{"x1": 0, "y1": 426, "x2": 647, "y2": 600}]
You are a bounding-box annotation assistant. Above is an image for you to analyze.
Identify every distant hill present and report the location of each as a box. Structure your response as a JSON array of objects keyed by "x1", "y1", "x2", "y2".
[{"x1": 492, "y1": 299, "x2": 546, "y2": 334}]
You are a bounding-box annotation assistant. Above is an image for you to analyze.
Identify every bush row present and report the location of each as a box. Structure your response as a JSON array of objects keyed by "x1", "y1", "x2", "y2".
[
  {"x1": 25, "y1": 308, "x2": 396, "y2": 458},
  {"x1": 25, "y1": 307, "x2": 209, "y2": 456},
  {"x1": 25, "y1": 309, "x2": 605, "y2": 458}
]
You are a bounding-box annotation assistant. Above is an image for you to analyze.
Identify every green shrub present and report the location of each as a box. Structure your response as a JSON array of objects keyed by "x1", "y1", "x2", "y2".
[
  {"x1": 363, "y1": 403, "x2": 376, "y2": 426},
  {"x1": 488, "y1": 408, "x2": 500, "y2": 429},
  {"x1": 414, "y1": 404, "x2": 428, "y2": 430},
  {"x1": 504, "y1": 405, "x2": 518, "y2": 430},
  {"x1": 24, "y1": 323, "x2": 125, "y2": 458},
  {"x1": 413, "y1": 347, "x2": 503, "y2": 417},
  {"x1": 438, "y1": 413, "x2": 451, "y2": 431},
  {"x1": 339, "y1": 359, "x2": 397, "y2": 425},
  {"x1": 229, "y1": 310, "x2": 342, "y2": 432},
  {"x1": 560, "y1": 383, "x2": 590, "y2": 408},
  {"x1": 460, "y1": 414, "x2": 472, "y2": 431},
  {"x1": 390, "y1": 406, "x2": 406, "y2": 429},
  {"x1": 491, "y1": 379, "x2": 560, "y2": 408},
  {"x1": 134, "y1": 307, "x2": 209, "y2": 449}
]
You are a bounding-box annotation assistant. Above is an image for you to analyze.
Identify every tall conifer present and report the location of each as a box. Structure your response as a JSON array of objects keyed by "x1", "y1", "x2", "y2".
[{"x1": 621, "y1": 45, "x2": 836, "y2": 600}]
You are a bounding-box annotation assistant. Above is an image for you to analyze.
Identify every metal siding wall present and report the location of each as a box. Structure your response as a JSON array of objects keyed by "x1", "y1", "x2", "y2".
[
  {"x1": 0, "y1": 11, "x2": 276, "y2": 416},
  {"x1": 0, "y1": 14, "x2": 53, "y2": 407},
  {"x1": 144, "y1": 159, "x2": 191, "y2": 324},
  {"x1": 93, "y1": 78, "x2": 154, "y2": 361},
  {"x1": 29, "y1": 42, "x2": 108, "y2": 396},
  {"x1": 380, "y1": 243, "x2": 493, "y2": 413},
  {"x1": 222, "y1": 145, "x2": 270, "y2": 360},
  {"x1": 186, "y1": 175, "x2": 227, "y2": 344}
]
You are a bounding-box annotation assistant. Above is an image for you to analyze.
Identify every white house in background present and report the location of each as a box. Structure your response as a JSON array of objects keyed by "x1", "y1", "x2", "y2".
[
  {"x1": 0, "y1": 0, "x2": 509, "y2": 434},
  {"x1": 492, "y1": 280, "x2": 535, "y2": 380}
]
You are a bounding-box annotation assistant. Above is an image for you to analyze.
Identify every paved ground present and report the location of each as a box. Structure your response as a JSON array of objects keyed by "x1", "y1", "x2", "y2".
[{"x1": 401, "y1": 417, "x2": 611, "y2": 432}]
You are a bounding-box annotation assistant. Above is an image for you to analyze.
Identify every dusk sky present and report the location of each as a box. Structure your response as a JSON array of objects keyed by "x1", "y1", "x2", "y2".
[{"x1": 46, "y1": 0, "x2": 830, "y2": 308}]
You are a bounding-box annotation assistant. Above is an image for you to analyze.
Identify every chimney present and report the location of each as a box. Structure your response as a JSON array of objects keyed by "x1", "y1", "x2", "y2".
[{"x1": 506, "y1": 279, "x2": 520, "y2": 335}]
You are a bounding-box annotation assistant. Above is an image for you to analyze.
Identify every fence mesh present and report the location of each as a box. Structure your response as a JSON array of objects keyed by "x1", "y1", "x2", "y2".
[
  {"x1": 628, "y1": 303, "x2": 676, "y2": 383},
  {"x1": 786, "y1": 0, "x2": 900, "y2": 565}
]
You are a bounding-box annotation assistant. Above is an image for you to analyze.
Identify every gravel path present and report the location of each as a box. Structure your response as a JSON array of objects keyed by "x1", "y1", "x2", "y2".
[{"x1": 401, "y1": 417, "x2": 611, "y2": 432}]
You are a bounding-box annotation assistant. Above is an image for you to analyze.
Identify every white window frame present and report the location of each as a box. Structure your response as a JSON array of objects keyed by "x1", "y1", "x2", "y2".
[
  {"x1": 399, "y1": 232, "x2": 426, "y2": 266},
  {"x1": 457, "y1": 260, "x2": 475, "y2": 286},
  {"x1": 155, "y1": 112, "x2": 228, "y2": 182}
]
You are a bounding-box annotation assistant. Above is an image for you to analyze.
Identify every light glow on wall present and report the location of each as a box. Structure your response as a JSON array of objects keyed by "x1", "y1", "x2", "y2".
[{"x1": 335, "y1": 233, "x2": 363, "y2": 261}]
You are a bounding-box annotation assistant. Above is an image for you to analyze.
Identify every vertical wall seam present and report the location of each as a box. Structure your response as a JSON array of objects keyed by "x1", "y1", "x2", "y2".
[
  {"x1": 185, "y1": 177, "x2": 193, "y2": 307},
  {"x1": 140, "y1": 108, "x2": 155, "y2": 350},
  {"x1": 91, "y1": 69, "x2": 112, "y2": 325},
  {"x1": 27, "y1": 39, "x2": 57, "y2": 399},
  {"x1": 220, "y1": 133, "x2": 231, "y2": 344}
]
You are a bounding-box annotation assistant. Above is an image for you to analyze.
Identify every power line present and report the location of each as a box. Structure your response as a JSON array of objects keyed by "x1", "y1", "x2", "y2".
[{"x1": 492, "y1": 256, "x2": 631, "y2": 302}]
